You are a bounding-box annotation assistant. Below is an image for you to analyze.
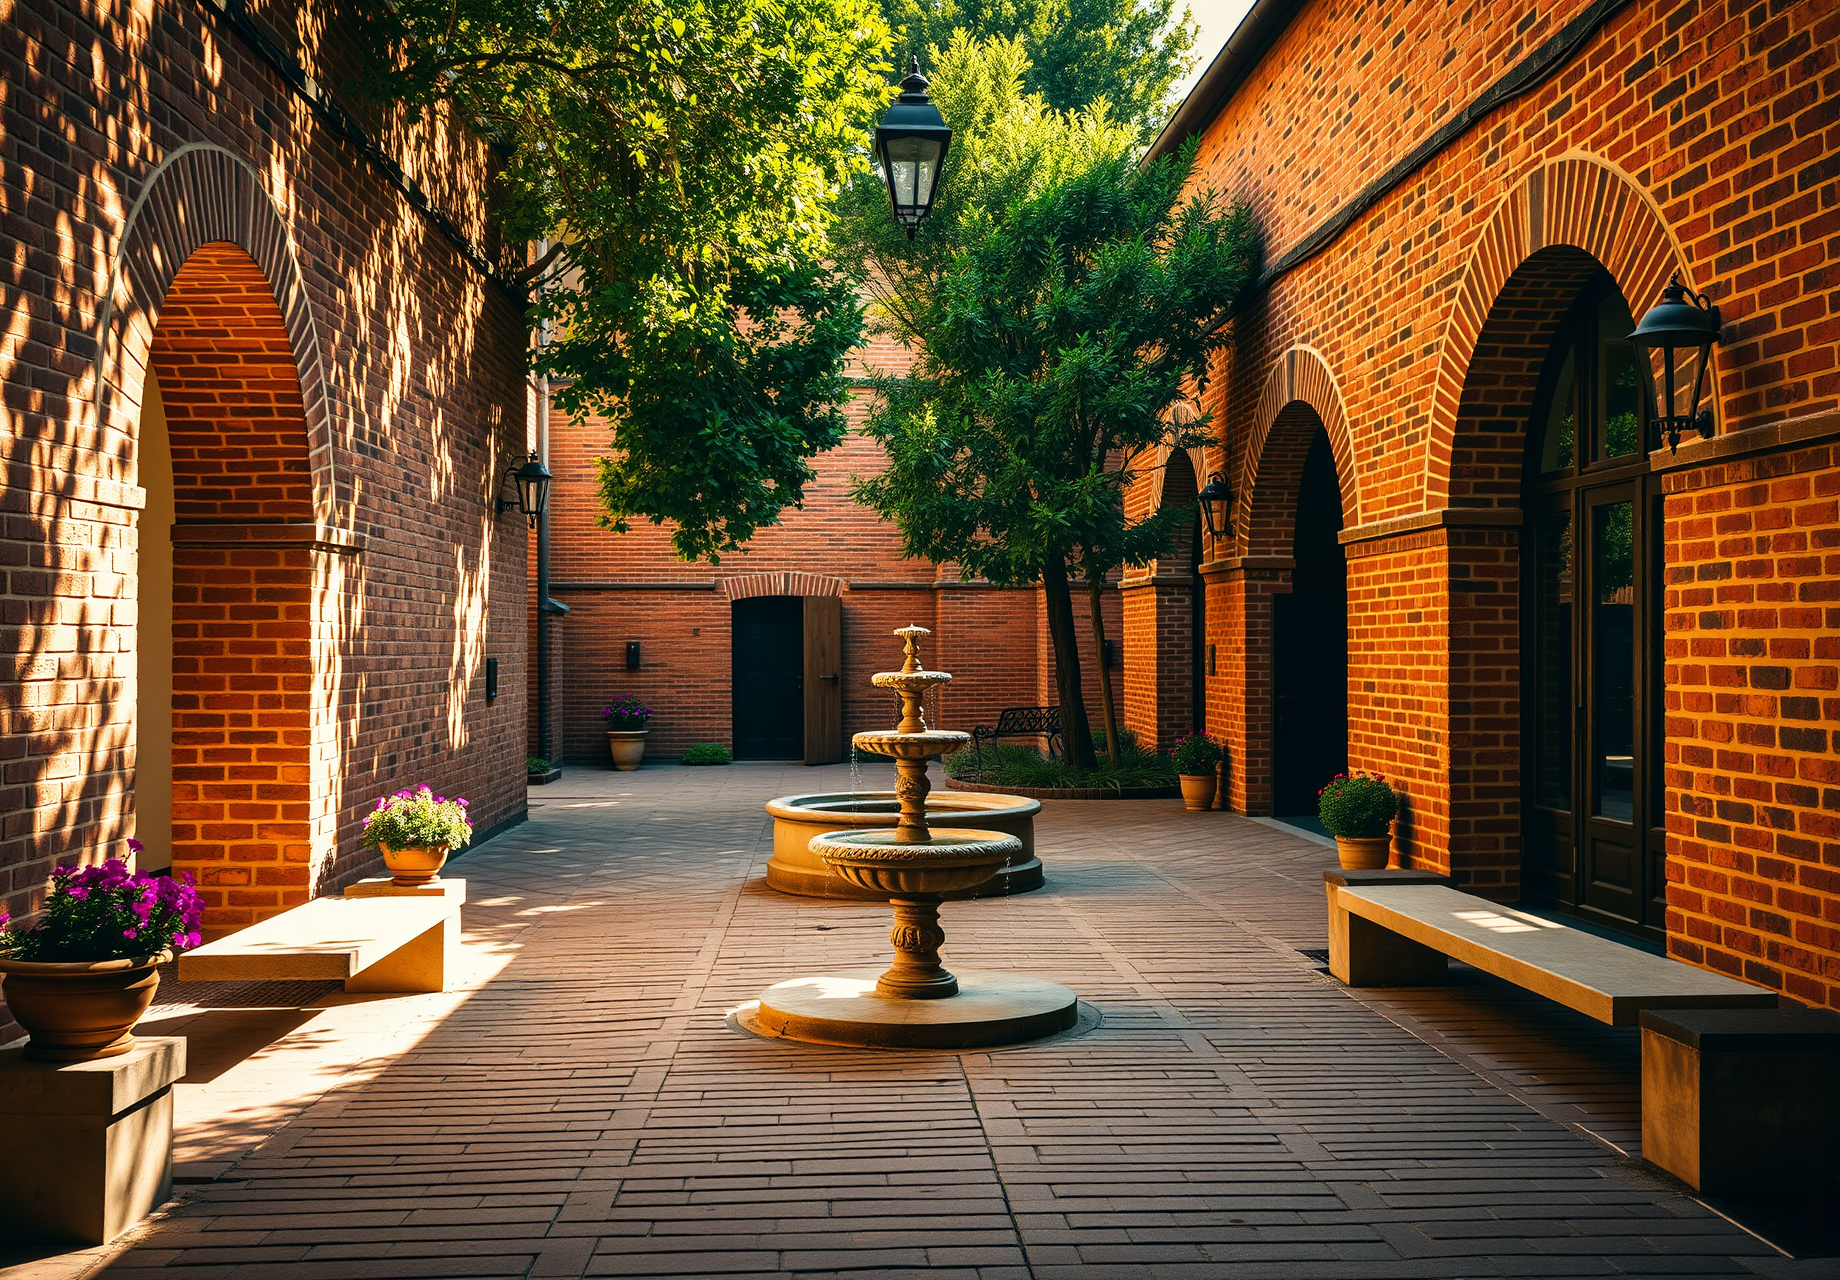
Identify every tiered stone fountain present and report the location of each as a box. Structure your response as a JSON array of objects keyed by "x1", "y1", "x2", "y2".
[{"x1": 745, "y1": 626, "x2": 1079, "y2": 1049}]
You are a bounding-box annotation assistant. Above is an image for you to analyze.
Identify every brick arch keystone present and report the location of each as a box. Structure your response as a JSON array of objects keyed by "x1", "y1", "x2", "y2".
[
  {"x1": 1241, "y1": 345, "x2": 1356, "y2": 552},
  {"x1": 91, "y1": 144, "x2": 341, "y2": 523},
  {"x1": 719, "y1": 572, "x2": 846, "y2": 601},
  {"x1": 1425, "y1": 152, "x2": 1693, "y2": 506}
]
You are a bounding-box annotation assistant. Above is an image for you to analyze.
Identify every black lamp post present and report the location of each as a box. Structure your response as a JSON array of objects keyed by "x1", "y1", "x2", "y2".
[
  {"x1": 498, "y1": 451, "x2": 552, "y2": 528},
  {"x1": 1628, "y1": 272, "x2": 1722, "y2": 453},
  {"x1": 874, "y1": 57, "x2": 952, "y2": 240},
  {"x1": 1195, "y1": 472, "x2": 1234, "y2": 542}
]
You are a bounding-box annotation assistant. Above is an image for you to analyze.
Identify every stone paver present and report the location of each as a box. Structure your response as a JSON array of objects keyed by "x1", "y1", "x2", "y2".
[{"x1": 8, "y1": 762, "x2": 1832, "y2": 1279}]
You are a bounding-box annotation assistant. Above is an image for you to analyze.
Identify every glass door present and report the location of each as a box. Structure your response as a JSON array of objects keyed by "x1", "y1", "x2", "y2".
[{"x1": 1522, "y1": 276, "x2": 1664, "y2": 941}]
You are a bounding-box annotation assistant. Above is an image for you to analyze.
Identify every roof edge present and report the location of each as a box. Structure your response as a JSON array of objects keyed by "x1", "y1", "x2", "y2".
[{"x1": 1146, "y1": 0, "x2": 1310, "y2": 165}]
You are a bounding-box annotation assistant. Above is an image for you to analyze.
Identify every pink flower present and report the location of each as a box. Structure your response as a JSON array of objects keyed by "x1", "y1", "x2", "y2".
[{"x1": 127, "y1": 837, "x2": 145, "y2": 854}]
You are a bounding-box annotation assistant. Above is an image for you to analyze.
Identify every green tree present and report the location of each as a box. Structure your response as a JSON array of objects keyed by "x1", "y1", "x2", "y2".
[
  {"x1": 362, "y1": 0, "x2": 894, "y2": 561},
  {"x1": 853, "y1": 144, "x2": 1259, "y2": 767},
  {"x1": 882, "y1": 0, "x2": 1197, "y2": 135}
]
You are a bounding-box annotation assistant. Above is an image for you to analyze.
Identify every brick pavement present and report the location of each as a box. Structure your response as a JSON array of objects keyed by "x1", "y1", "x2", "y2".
[{"x1": 17, "y1": 763, "x2": 1835, "y2": 1279}]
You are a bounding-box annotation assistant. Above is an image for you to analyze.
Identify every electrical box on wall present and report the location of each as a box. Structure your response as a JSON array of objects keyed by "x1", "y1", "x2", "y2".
[
  {"x1": 1103, "y1": 639, "x2": 1119, "y2": 668},
  {"x1": 485, "y1": 657, "x2": 498, "y2": 701},
  {"x1": 625, "y1": 640, "x2": 641, "y2": 670},
  {"x1": 1207, "y1": 644, "x2": 1216, "y2": 677}
]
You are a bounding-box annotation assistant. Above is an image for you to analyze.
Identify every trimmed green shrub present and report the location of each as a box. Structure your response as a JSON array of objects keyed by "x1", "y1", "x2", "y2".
[
  {"x1": 1317, "y1": 773, "x2": 1397, "y2": 838},
  {"x1": 527, "y1": 756, "x2": 552, "y2": 774},
  {"x1": 680, "y1": 742, "x2": 733, "y2": 766},
  {"x1": 943, "y1": 740, "x2": 1176, "y2": 791},
  {"x1": 1170, "y1": 732, "x2": 1223, "y2": 776}
]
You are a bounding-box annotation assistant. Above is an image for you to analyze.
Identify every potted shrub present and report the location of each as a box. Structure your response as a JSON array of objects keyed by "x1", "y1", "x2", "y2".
[
  {"x1": 602, "y1": 695, "x2": 653, "y2": 770},
  {"x1": 1318, "y1": 772, "x2": 1398, "y2": 869},
  {"x1": 363, "y1": 785, "x2": 473, "y2": 885},
  {"x1": 527, "y1": 755, "x2": 560, "y2": 785},
  {"x1": 1171, "y1": 732, "x2": 1224, "y2": 812},
  {"x1": 0, "y1": 841, "x2": 204, "y2": 1061}
]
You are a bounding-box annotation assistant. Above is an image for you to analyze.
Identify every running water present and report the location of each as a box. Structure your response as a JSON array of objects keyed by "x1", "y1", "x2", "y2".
[{"x1": 849, "y1": 743, "x2": 862, "y2": 800}]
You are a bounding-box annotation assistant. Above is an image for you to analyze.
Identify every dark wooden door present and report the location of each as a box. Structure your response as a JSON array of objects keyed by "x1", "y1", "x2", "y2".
[
  {"x1": 1272, "y1": 428, "x2": 1348, "y2": 815},
  {"x1": 732, "y1": 596, "x2": 803, "y2": 759},
  {"x1": 802, "y1": 596, "x2": 843, "y2": 764}
]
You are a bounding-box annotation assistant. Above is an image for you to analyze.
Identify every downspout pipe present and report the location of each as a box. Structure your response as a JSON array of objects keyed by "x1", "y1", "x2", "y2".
[{"x1": 533, "y1": 239, "x2": 569, "y2": 763}]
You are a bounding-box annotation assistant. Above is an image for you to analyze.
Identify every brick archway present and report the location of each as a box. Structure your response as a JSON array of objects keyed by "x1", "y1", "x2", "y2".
[
  {"x1": 1241, "y1": 346, "x2": 1355, "y2": 545},
  {"x1": 718, "y1": 572, "x2": 845, "y2": 601},
  {"x1": 1122, "y1": 449, "x2": 1203, "y2": 751},
  {"x1": 92, "y1": 144, "x2": 341, "y2": 524},
  {"x1": 151, "y1": 243, "x2": 321, "y2": 930},
  {"x1": 1425, "y1": 153, "x2": 1692, "y2": 509}
]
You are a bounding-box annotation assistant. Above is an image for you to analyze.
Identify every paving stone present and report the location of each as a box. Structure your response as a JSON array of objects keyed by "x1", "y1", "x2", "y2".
[{"x1": 41, "y1": 763, "x2": 1822, "y2": 1279}]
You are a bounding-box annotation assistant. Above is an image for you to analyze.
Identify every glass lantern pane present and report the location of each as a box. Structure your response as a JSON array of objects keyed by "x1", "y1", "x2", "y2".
[
  {"x1": 1596, "y1": 292, "x2": 1641, "y2": 459},
  {"x1": 884, "y1": 137, "x2": 941, "y2": 216}
]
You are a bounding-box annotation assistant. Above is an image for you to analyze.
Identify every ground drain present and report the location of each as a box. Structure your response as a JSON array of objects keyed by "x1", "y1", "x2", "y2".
[{"x1": 1297, "y1": 948, "x2": 1330, "y2": 964}]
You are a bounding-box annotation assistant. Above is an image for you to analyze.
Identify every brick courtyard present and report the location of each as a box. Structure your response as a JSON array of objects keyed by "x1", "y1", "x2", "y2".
[{"x1": 9, "y1": 764, "x2": 1831, "y2": 1280}]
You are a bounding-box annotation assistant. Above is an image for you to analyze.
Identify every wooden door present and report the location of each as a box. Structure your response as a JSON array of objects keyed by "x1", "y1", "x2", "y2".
[{"x1": 803, "y1": 596, "x2": 843, "y2": 764}]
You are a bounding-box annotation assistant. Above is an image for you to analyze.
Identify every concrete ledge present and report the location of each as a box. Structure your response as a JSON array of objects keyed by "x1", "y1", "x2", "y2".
[
  {"x1": 1640, "y1": 1007, "x2": 1840, "y2": 1194},
  {"x1": 0, "y1": 1036, "x2": 184, "y2": 1243}
]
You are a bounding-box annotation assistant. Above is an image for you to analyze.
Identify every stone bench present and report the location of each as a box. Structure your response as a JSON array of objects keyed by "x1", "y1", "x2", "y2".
[
  {"x1": 1324, "y1": 869, "x2": 1776, "y2": 1025},
  {"x1": 177, "y1": 880, "x2": 464, "y2": 993}
]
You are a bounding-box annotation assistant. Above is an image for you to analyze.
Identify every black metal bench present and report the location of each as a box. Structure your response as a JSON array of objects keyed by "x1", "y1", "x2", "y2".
[{"x1": 970, "y1": 706, "x2": 1062, "y2": 771}]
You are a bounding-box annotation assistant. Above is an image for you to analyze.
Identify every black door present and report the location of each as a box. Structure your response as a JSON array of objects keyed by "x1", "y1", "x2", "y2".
[
  {"x1": 1273, "y1": 427, "x2": 1348, "y2": 815},
  {"x1": 732, "y1": 596, "x2": 803, "y2": 759},
  {"x1": 1522, "y1": 276, "x2": 1664, "y2": 941}
]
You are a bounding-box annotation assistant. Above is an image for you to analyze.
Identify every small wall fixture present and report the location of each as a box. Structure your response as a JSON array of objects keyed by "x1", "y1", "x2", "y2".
[
  {"x1": 1628, "y1": 273, "x2": 1722, "y2": 453},
  {"x1": 875, "y1": 57, "x2": 952, "y2": 240},
  {"x1": 1196, "y1": 471, "x2": 1235, "y2": 541},
  {"x1": 485, "y1": 657, "x2": 498, "y2": 701},
  {"x1": 625, "y1": 640, "x2": 641, "y2": 671},
  {"x1": 497, "y1": 451, "x2": 552, "y2": 528}
]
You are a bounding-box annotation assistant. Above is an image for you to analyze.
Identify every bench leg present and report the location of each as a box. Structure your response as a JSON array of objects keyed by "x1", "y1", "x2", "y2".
[
  {"x1": 1327, "y1": 885, "x2": 1447, "y2": 986},
  {"x1": 345, "y1": 911, "x2": 458, "y2": 994}
]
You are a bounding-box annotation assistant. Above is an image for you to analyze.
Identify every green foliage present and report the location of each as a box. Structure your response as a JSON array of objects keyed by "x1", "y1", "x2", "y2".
[
  {"x1": 527, "y1": 757, "x2": 553, "y2": 774},
  {"x1": 362, "y1": 786, "x2": 475, "y2": 851},
  {"x1": 881, "y1": 0, "x2": 1197, "y2": 135},
  {"x1": 944, "y1": 740, "x2": 1175, "y2": 790},
  {"x1": 680, "y1": 743, "x2": 734, "y2": 765},
  {"x1": 1169, "y1": 731, "x2": 1222, "y2": 776},
  {"x1": 362, "y1": 0, "x2": 894, "y2": 562},
  {"x1": 832, "y1": 33, "x2": 1140, "y2": 345},
  {"x1": 1317, "y1": 773, "x2": 1398, "y2": 839},
  {"x1": 853, "y1": 142, "x2": 1258, "y2": 764}
]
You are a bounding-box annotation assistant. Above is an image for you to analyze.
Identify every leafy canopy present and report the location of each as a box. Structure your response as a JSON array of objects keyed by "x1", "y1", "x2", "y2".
[
  {"x1": 365, "y1": 0, "x2": 896, "y2": 560},
  {"x1": 881, "y1": 0, "x2": 1197, "y2": 136},
  {"x1": 854, "y1": 143, "x2": 1259, "y2": 588}
]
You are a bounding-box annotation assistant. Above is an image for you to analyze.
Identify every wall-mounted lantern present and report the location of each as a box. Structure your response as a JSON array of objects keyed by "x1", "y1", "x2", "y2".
[
  {"x1": 1195, "y1": 471, "x2": 1234, "y2": 542},
  {"x1": 497, "y1": 451, "x2": 551, "y2": 528},
  {"x1": 875, "y1": 57, "x2": 952, "y2": 241},
  {"x1": 1628, "y1": 272, "x2": 1722, "y2": 453}
]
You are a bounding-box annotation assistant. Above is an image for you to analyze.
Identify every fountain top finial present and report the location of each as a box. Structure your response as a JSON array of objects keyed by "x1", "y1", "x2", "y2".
[{"x1": 895, "y1": 624, "x2": 930, "y2": 673}]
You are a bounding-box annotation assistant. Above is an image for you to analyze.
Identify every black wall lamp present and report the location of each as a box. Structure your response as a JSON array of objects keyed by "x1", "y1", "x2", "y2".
[
  {"x1": 1628, "y1": 272, "x2": 1722, "y2": 453},
  {"x1": 875, "y1": 57, "x2": 952, "y2": 240},
  {"x1": 497, "y1": 451, "x2": 552, "y2": 528},
  {"x1": 1195, "y1": 471, "x2": 1235, "y2": 542}
]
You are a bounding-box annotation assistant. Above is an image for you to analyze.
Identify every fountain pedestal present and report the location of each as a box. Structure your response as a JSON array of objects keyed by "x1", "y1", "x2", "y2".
[{"x1": 744, "y1": 626, "x2": 1078, "y2": 1050}]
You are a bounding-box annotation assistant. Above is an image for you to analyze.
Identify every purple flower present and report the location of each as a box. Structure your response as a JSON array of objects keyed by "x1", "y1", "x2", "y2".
[
  {"x1": 127, "y1": 837, "x2": 144, "y2": 854},
  {"x1": 122, "y1": 927, "x2": 137, "y2": 940}
]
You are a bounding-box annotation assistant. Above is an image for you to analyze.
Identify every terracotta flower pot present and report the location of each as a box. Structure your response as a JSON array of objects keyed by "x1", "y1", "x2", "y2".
[
  {"x1": 1334, "y1": 835, "x2": 1392, "y2": 871},
  {"x1": 1178, "y1": 774, "x2": 1218, "y2": 812},
  {"x1": 380, "y1": 843, "x2": 449, "y2": 886},
  {"x1": 607, "y1": 729, "x2": 647, "y2": 770},
  {"x1": 0, "y1": 950, "x2": 171, "y2": 1061}
]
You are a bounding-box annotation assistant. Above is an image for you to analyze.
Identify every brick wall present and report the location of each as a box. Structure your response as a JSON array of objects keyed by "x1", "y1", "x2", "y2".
[
  {"x1": 1127, "y1": 0, "x2": 1840, "y2": 1006},
  {"x1": 1, "y1": 0, "x2": 530, "y2": 990}
]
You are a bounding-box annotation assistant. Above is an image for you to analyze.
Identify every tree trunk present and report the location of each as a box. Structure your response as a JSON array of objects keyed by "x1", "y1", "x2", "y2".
[
  {"x1": 1040, "y1": 556, "x2": 1097, "y2": 769},
  {"x1": 1087, "y1": 572, "x2": 1121, "y2": 768}
]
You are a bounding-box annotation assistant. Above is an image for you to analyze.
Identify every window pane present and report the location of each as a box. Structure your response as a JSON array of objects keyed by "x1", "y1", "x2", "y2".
[
  {"x1": 1539, "y1": 346, "x2": 1576, "y2": 474},
  {"x1": 1597, "y1": 292, "x2": 1641, "y2": 459},
  {"x1": 1534, "y1": 509, "x2": 1573, "y2": 811},
  {"x1": 1592, "y1": 500, "x2": 1635, "y2": 822}
]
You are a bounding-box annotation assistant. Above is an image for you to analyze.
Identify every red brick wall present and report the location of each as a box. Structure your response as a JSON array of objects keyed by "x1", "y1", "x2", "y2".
[
  {"x1": 1135, "y1": 0, "x2": 1840, "y2": 1006},
  {"x1": 1, "y1": 0, "x2": 529, "y2": 983}
]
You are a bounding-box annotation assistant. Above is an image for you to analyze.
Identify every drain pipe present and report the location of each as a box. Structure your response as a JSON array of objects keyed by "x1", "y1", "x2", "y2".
[{"x1": 533, "y1": 238, "x2": 569, "y2": 762}]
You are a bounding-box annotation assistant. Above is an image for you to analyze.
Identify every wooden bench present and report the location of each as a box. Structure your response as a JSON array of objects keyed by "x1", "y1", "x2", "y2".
[
  {"x1": 177, "y1": 883, "x2": 463, "y2": 994},
  {"x1": 1324, "y1": 869, "x2": 1775, "y2": 1025},
  {"x1": 970, "y1": 706, "x2": 1062, "y2": 769}
]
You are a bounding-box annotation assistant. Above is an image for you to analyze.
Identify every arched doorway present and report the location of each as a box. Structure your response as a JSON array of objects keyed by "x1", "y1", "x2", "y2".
[
  {"x1": 1521, "y1": 272, "x2": 1664, "y2": 940},
  {"x1": 1272, "y1": 424, "x2": 1347, "y2": 816},
  {"x1": 146, "y1": 242, "x2": 318, "y2": 927}
]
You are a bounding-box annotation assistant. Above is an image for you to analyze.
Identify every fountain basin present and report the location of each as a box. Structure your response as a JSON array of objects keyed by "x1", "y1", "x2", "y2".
[
  {"x1": 852, "y1": 729, "x2": 968, "y2": 759},
  {"x1": 812, "y1": 828, "x2": 1018, "y2": 898},
  {"x1": 746, "y1": 969, "x2": 1079, "y2": 1050},
  {"x1": 765, "y1": 792, "x2": 1043, "y2": 899}
]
